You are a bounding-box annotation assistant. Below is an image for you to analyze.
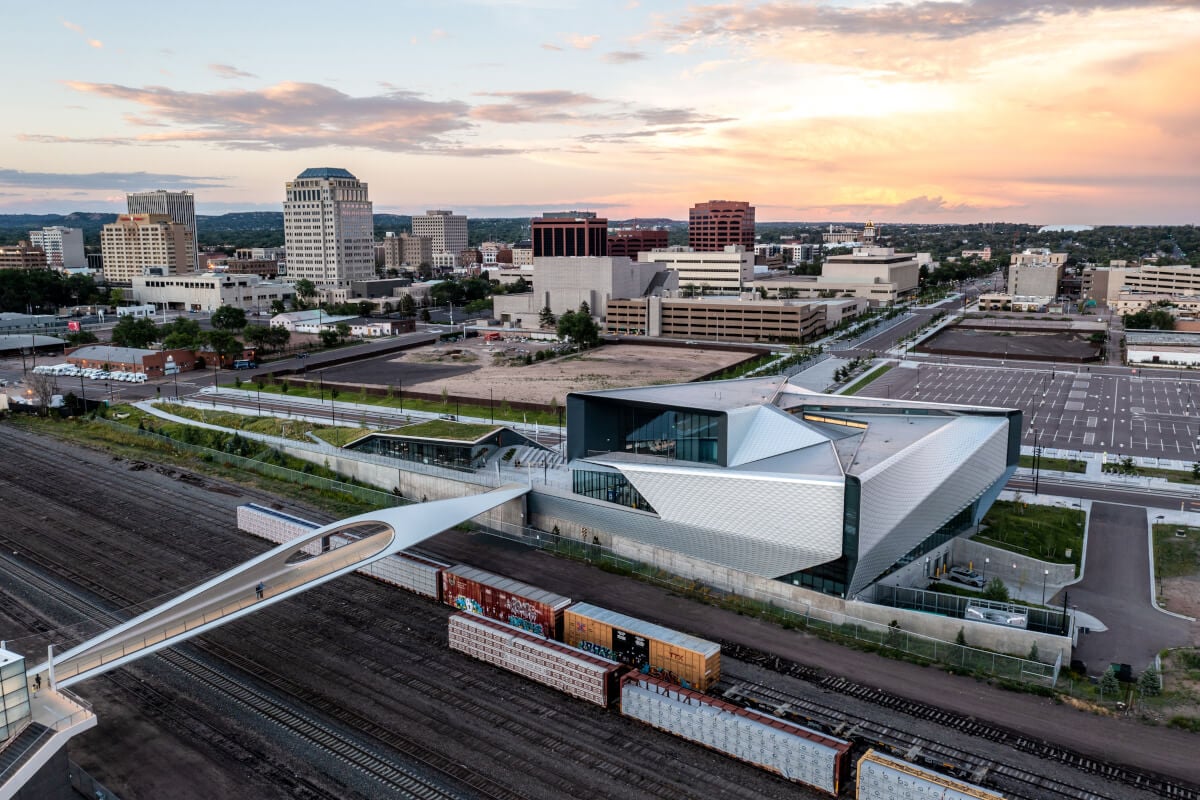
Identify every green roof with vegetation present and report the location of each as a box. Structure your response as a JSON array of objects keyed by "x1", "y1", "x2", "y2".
[{"x1": 379, "y1": 419, "x2": 501, "y2": 442}]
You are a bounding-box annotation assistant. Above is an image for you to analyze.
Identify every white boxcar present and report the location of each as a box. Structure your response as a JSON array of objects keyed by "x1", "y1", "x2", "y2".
[
  {"x1": 236, "y1": 503, "x2": 321, "y2": 555},
  {"x1": 237, "y1": 504, "x2": 446, "y2": 599},
  {"x1": 856, "y1": 749, "x2": 1006, "y2": 799},
  {"x1": 620, "y1": 674, "x2": 850, "y2": 796},
  {"x1": 448, "y1": 613, "x2": 624, "y2": 706}
]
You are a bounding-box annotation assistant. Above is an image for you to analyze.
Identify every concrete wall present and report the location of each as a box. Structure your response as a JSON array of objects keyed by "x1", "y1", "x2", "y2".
[
  {"x1": 272, "y1": 439, "x2": 1067, "y2": 661},
  {"x1": 532, "y1": 505, "x2": 1068, "y2": 661},
  {"x1": 952, "y1": 538, "x2": 1077, "y2": 586},
  {"x1": 275, "y1": 443, "x2": 526, "y2": 539}
]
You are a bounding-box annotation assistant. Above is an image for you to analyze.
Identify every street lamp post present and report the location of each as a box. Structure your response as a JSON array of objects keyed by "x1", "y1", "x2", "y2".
[
  {"x1": 1042, "y1": 569, "x2": 1049, "y2": 605},
  {"x1": 1031, "y1": 427, "x2": 1042, "y2": 495},
  {"x1": 984, "y1": 557, "x2": 989, "y2": 582},
  {"x1": 173, "y1": 369, "x2": 179, "y2": 400}
]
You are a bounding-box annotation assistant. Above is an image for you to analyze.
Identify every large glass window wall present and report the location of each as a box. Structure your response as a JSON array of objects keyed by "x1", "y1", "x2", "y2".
[
  {"x1": 0, "y1": 653, "x2": 31, "y2": 741},
  {"x1": 573, "y1": 470, "x2": 656, "y2": 512},
  {"x1": 617, "y1": 406, "x2": 720, "y2": 464}
]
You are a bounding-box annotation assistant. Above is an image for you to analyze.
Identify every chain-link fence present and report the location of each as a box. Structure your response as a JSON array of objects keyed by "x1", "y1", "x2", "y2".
[
  {"x1": 92, "y1": 417, "x2": 405, "y2": 509},
  {"x1": 473, "y1": 518, "x2": 1060, "y2": 686}
]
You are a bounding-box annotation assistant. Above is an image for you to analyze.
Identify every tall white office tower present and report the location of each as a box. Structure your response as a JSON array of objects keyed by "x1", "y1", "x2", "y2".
[
  {"x1": 282, "y1": 168, "x2": 375, "y2": 287},
  {"x1": 412, "y1": 209, "x2": 468, "y2": 269},
  {"x1": 126, "y1": 190, "x2": 200, "y2": 271},
  {"x1": 28, "y1": 226, "x2": 85, "y2": 269}
]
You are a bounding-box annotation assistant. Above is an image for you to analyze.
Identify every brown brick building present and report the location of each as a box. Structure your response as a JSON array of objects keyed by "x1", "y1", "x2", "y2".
[
  {"x1": 688, "y1": 201, "x2": 755, "y2": 252},
  {"x1": 531, "y1": 212, "x2": 608, "y2": 258},
  {"x1": 608, "y1": 228, "x2": 669, "y2": 260},
  {"x1": 0, "y1": 241, "x2": 47, "y2": 270}
]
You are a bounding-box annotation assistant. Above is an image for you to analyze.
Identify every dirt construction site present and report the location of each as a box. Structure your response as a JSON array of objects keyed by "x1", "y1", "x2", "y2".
[{"x1": 317, "y1": 340, "x2": 753, "y2": 405}]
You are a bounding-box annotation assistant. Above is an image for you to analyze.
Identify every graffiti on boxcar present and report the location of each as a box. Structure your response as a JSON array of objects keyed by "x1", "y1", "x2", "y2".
[
  {"x1": 454, "y1": 596, "x2": 483, "y2": 615},
  {"x1": 579, "y1": 640, "x2": 617, "y2": 661},
  {"x1": 508, "y1": 615, "x2": 545, "y2": 637}
]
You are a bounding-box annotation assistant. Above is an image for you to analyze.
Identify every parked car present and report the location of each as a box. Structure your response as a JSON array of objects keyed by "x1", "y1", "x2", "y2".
[{"x1": 948, "y1": 567, "x2": 985, "y2": 588}]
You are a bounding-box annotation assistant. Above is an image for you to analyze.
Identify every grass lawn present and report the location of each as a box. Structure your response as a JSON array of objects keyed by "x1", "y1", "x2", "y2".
[
  {"x1": 975, "y1": 499, "x2": 1085, "y2": 570},
  {"x1": 247, "y1": 382, "x2": 564, "y2": 426},
  {"x1": 1104, "y1": 463, "x2": 1200, "y2": 485},
  {"x1": 1153, "y1": 524, "x2": 1200, "y2": 580},
  {"x1": 843, "y1": 363, "x2": 894, "y2": 395},
  {"x1": 155, "y1": 403, "x2": 343, "y2": 442},
  {"x1": 1019, "y1": 455, "x2": 1086, "y2": 473},
  {"x1": 382, "y1": 419, "x2": 499, "y2": 441}
]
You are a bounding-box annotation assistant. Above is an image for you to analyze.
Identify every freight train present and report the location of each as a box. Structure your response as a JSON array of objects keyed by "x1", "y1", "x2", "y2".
[{"x1": 236, "y1": 504, "x2": 1009, "y2": 798}]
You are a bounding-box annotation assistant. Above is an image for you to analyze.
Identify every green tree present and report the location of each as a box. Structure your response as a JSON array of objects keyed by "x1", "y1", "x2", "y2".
[
  {"x1": 1099, "y1": 666, "x2": 1120, "y2": 699},
  {"x1": 108, "y1": 287, "x2": 125, "y2": 307},
  {"x1": 981, "y1": 577, "x2": 1010, "y2": 602},
  {"x1": 319, "y1": 328, "x2": 340, "y2": 347},
  {"x1": 269, "y1": 299, "x2": 286, "y2": 315},
  {"x1": 64, "y1": 329, "x2": 99, "y2": 347},
  {"x1": 202, "y1": 329, "x2": 243, "y2": 366},
  {"x1": 399, "y1": 294, "x2": 417, "y2": 317},
  {"x1": 1138, "y1": 665, "x2": 1161, "y2": 697},
  {"x1": 539, "y1": 305, "x2": 556, "y2": 328},
  {"x1": 420, "y1": 308, "x2": 431, "y2": 322},
  {"x1": 210, "y1": 305, "x2": 247, "y2": 330},
  {"x1": 111, "y1": 315, "x2": 158, "y2": 348},
  {"x1": 357, "y1": 301, "x2": 374, "y2": 316},
  {"x1": 159, "y1": 317, "x2": 203, "y2": 350},
  {"x1": 335, "y1": 321, "x2": 351, "y2": 341},
  {"x1": 242, "y1": 324, "x2": 275, "y2": 353},
  {"x1": 1192, "y1": 462, "x2": 1200, "y2": 480},
  {"x1": 293, "y1": 279, "x2": 317, "y2": 309},
  {"x1": 556, "y1": 309, "x2": 600, "y2": 347}
]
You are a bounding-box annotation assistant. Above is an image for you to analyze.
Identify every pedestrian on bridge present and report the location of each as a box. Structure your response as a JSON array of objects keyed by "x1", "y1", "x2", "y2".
[{"x1": 255, "y1": 581, "x2": 264, "y2": 600}]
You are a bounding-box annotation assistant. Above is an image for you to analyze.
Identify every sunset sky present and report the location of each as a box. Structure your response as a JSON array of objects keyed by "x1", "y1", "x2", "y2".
[{"x1": 3, "y1": 1, "x2": 1198, "y2": 223}]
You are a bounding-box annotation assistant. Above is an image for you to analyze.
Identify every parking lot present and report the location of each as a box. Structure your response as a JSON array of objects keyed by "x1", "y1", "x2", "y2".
[{"x1": 864, "y1": 362, "x2": 1200, "y2": 458}]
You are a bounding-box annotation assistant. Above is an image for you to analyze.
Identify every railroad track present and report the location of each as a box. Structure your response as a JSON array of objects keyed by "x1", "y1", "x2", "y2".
[
  {"x1": 722, "y1": 641, "x2": 1200, "y2": 800},
  {"x1": 0, "y1": 550, "x2": 517, "y2": 800},
  {"x1": 0, "y1": 427, "x2": 776, "y2": 800}
]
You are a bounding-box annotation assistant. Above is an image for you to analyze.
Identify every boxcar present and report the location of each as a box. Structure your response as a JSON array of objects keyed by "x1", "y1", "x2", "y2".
[
  {"x1": 620, "y1": 674, "x2": 850, "y2": 795},
  {"x1": 448, "y1": 614, "x2": 625, "y2": 706},
  {"x1": 441, "y1": 565, "x2": 571, "y2": 639},
  {"x1": 563, "y1": 602, "x2": 720, "y2": 691},
  {"x1": 856, "y1": 749, "x2": 1006, "y2": 799}
]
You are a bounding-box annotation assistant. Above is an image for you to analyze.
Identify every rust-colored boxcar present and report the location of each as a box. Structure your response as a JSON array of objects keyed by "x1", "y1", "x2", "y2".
[
  {"x1": 441, "y1": 565, "x2": 571, "y2": 639},
  {"x1": 562, "y1": 602, "x2": 720, "y2": 691}
]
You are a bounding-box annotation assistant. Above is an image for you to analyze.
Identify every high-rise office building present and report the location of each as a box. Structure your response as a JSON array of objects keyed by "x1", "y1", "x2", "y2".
[
  {"x1": 688, "y1": 200, "x2": 755, "y2": 252},
  {"x1": 382, "y1": 232, "x2": 434, "y2": 269},
  {"x1": 282, "y1": 167, "x2": 375, "y2": 287},
  {"x1": 28, "y1": 226, "x2": 85, "y2": 269},
  {"x1": 531, "y1": 211, "x2": 608, "y2": 258},
  {"x1": 412, "y1": 210, "x2": 468, "y2": 268},
  {"x1": 99, "y1": 214, "x2": 194, "y2": 284},
  {"x1": 126, "y1": 190, "x2": 200, "y2": 271}
]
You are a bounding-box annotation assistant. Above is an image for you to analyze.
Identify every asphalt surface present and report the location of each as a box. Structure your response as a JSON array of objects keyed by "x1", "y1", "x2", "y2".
[
  {"x1": 1064, "y1": 503, "x2": 1192, "y2": 671},
  {"x1": 859, "y1": 361, "x2": 1200, "y2": 459}
]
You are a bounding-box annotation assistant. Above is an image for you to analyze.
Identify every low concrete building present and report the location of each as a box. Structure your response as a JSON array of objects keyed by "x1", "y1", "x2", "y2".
[
  {"x1": 132, "y1": 273, "x2": 295, "y2": 313},
  {"x1": 605, "y1": 296, "x2": 866, "y2": 344},
  {"x1": 640, "y1": 245, "x2": 754, "y2": 296},
  {"x1": 1125, "y1": 331, "x2": 1200, "y2": 367},
  {"x1": 492, "y1": 256, "x2": 674, "y2": 326},
  {"x1": 269, "y1": 310, "x2": 357, "y2": 333},
  {"x1": 977, "y1": 293, "x2": 1052, "y2": 312}
]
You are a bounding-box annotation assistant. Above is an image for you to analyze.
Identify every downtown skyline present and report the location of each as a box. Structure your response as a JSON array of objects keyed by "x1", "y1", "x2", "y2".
[{"x1": 2, "y1": 0, "x2": 1198, "y2": 224}]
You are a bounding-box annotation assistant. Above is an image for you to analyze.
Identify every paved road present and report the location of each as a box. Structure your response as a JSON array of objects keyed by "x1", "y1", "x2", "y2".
[
  {"x1": 1065, "y1": 502, "x2": 1192, "y2": 672},
  {"x1": 857, "y1": 360, "x2": 1200, "y2": 459}
]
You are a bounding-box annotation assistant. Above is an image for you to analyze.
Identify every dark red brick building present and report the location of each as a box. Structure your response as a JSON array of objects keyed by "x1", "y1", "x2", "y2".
[
  {"x1": 688, "y1": 200, "x2": 755, "y2": 252},
  {"x1": 607, "y1": 228, "x2": 669, "y2": 260}
]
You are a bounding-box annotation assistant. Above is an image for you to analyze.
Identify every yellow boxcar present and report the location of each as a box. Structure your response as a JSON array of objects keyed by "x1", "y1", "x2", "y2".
[{"x1": 562, "y1": 602, "x2": 720, "y2": 691}]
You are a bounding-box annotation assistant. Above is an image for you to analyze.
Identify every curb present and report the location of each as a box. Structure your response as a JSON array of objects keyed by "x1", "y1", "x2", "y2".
[{"x1": 1145, "y1": 513, "x2": 1198, "y2": 622}]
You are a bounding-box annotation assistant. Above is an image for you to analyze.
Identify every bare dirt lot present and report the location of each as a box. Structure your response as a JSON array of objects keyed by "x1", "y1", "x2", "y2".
[{"x1": 335, "y1": 342, "x2": 751, "y2": 405}]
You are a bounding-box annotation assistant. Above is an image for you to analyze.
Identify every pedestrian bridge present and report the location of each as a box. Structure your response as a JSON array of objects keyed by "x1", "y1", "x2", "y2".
[{"x1": 29, "y1": 484, "x2": 528, "y2": 689}]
